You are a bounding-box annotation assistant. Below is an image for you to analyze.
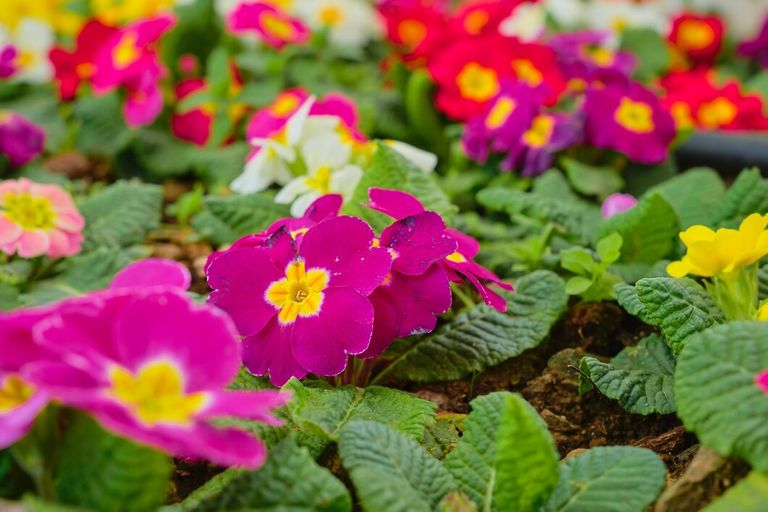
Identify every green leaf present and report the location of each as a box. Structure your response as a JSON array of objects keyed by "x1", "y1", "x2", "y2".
[
  {"x1": 385, "y1": 270, "x2": 567, "y2": 382},
  {"x1": 339, "y1": 421, "x2": 457, "y2": 512},
  {"x1": 73, "y1": 93, "x2": 134, "y2": 156},
  {"x1": 55, "y1": 415, "x2": 170, "y2": 512},
  {"x1": 620, "y1": 28, "x2": 670, "y2": 81},
  {"x1": 566, "y1": 276, "x2": 594, "y2": 296},
  {"x1": 760, "y1": 264, "x2": 768, "y2": 302},
  {"x1": 79, "y1": 181, "x2": 163, "y2": 251},
  {"x1": 711, "y1": 168, "x2": 768, "y2": 228},
  {"x1": 191, "y1": 192, "x2": 289, "y2": 245},
  {"x1": 704, "y1": 471, "x2": 768, "y2": 512},
  {"x1": 0, "y1": 283, "x2": 21, "y2": 312},
  {"x1": 287, "y1": 381, "x2": 436, "y2": 442},
  {"x1": 560, "y1": 248, "x2": 596, "y2": 275},
  {"x1": 579, "y1": 335, "x2": 676, "y2": 415},
  {"x1": 675, "y1": 322, "x2": 768, "y2": 471},
  {"x1": 596, "y1": 232, "x2": 622, "y2": 264},
  {"x1": 346, "y1": 142, "x2": 456, "y2": 231},
  {"x1": 444, "y1": 392, "x2": 559, "y2": 512},
  {"x1": 650, "y1": 167, "x2": 725, "y2": 228},
  {"x1": 169, "y1": 436, "x2": 351, "y2": 512},
  {"x1": 635, "y1": 277, "x2": 726, "y2": 354},
  {"x1": 561, "y1": 158, "x2": 624, "y2": 200},
  {"x1": 614, "y1": 283, "x2": 652, "y2": 323},
  {"x1": 597, "y1": 192, "x2": 679, "y2": 264},
  {"x1": 543, "y1": 446, "x2": 666, "y2": 512},
  {"x1": 404, "y1": 70, "x2": 447, "y2": 155},
  {"x1": 21, "y1": 246, "x2": 147, "y2": 307}
]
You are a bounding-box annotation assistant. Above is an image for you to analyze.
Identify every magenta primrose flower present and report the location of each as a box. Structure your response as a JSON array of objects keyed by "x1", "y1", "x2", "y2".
[
  {"x1": 738, "y1": 15, "x2": 768, "y2": 69},
  {"x1": 368, "y1": 188, "x2": 514, "y2": 311},
  {"x1": 228, "y1": 1, "x2": 310, "y2": 49},
  {"x1": 6, "y1": 259, "x2": 289, "y2": 468},
  {"x1": 757, "y1": 371, "x2": 768, "y2": 394},
  {"x1": 549, "y1": 30, "x2": 636, "y2": 85},
  {"x1": 92, "y1": 15, "x2": 175, "y2": 127},
  {"x1": 583, "y1": 82, "x2": 676, "y2": 165},
  {"x1": 0, "y1": 111, "x2": 45, "y2": 167},
  {"x1": 601, "y1": 193, "x2": 638, "y2": 218},
  {"x1": 207, "y1": 216, "x2": 392, "y2": 386},
  {"x1": 0, "y1": 45, "x2": 18, "y2": 79},
  {"x1": 501, "y1": 112, "x2": 583, "y2": 176},
  {"x1": 0, "y1": 179, "x2": 85, "y2": 259}
]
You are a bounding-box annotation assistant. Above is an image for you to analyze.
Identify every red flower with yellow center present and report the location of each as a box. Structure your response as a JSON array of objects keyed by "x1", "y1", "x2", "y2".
[{"x1": 668, "y1": 13, "x2": 723, "y2": 64}]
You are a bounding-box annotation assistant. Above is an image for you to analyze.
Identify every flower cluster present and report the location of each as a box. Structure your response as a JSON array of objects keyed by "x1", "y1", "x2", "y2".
[
  {"x1": 0, "y1": 259, "x2": 289, "y2": 468},
  {"x1": 0, "y1": 179, "x2": 84, "y2": 259},
  {"x1": 231, "y1": 89, "x2": 437, "y2": 216},
  {"x1": 205, "y1": 189, "x2": 512, "y2": 386}
]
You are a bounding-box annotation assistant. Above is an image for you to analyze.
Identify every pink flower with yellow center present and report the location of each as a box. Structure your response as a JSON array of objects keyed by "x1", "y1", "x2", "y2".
[
  {"x1": 0, "y1": 179, "x2": 84, "y2": 259},
  {"x1": 500, "y1": 111, "x2": 582, "y2": 176},
  {"x1": 207, "y1": 216, "x2": 392, "y2": 386},
  {"x1": 583, "y1": 82, "x2": 676, "y2": 165},
  {"x1": 19, "y1": 268, "x2": 289, "y2": 468},
  {"x1": 368, "y1": 188, "x2": 513, "y2": 312},
  {"x1": 228, "y1": 1, "x2": 310, "y2": 49}
]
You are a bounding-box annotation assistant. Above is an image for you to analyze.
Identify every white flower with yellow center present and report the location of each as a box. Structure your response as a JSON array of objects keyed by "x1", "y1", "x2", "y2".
[
  {"x1": 275, "y1": 129, "x2": 362, "y2": 216},
  {"x1": 499, "y1": 3, "x2": 546, "y2": 42},
  {"x1": 293, "y1": 0, "x2": 381, "y2": 48},
  {"x1": 0, "y1": 19, "x2": 54, "y2": 84},
  {"x1": 582, "y1": 0, "x2": 680, "y2": 34}
]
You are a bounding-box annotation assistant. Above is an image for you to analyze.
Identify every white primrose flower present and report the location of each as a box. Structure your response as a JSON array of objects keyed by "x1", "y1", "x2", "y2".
[
  {"x1": 292, "y1": 0, "x2": 382, "y2": 48},
  {"x1": 690, "y1": 0, "x2": 768, "y2": 39},
  {"x1": 499, "y1": 2, "x2": 546, "y2": 41},
  {"x1": 582, "y1": 0, "x2": 681, "y2": 34},
  {"x1": 0, "y1": 19, "x2": 54, "y2": 84},
  {"x1": 384, "y1": 140, "x2": 438, "y2": 173}
]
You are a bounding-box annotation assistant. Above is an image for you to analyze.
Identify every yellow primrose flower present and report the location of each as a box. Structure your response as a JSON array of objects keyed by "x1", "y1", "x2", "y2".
[
  {"x1": 91, "y1": 0, "x2": 177, "y2": 26},
  {"x1": 758, "y1": 302, "x2": 768, "y2": 321},
  {"x1": 0, "y1": 0, "x2": 83, "y2": 36},
  {"x1": 667, "y1": 213, "x2": 768, "y2": 278}
]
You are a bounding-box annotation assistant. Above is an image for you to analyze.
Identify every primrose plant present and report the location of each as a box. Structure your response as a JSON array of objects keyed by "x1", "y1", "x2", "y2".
[{"x1": 561, "y1": 232, "x2": 623, "y2": 302}]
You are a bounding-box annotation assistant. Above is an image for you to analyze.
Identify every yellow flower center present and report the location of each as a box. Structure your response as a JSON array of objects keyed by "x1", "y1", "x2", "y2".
[
  {"x1": 319, "y1": 5, "x2": 343, "y2": 26},
  {"x1": 677, "y1": 19, "x2": 715, "y2": 50},
  {"x1": 2, "y1": 193, "x2": 57, "y2": 231},
  {"x1": 587, "y1": 46, "x2": 615, "y2": 67},
  {"x1": 522, "y1": 114, "x2": 555, "y2": 148},
  {"x1": 270, "y1": 94, "x2": 301, "y2": 117},
  {"x1": 260, "y1": 10, "x2": 296, "y2": 40},
  {"x1": 108, "y1": 361, "x2": 208, "y2": 426},
  {"x1": 614, "y1": 97, "x2": 655, "y2": 134},
  {"x1": 512, "y1": 59, "x2": 543, "y2": 87},
  {"x1": 456, "y1": 63, "x2": 500, "y2": 102},
  {"x1": 670, "y1": 101, "x2": 694, "y2": 129},
  {"x1": 397, "y1": 19, "x2": 427, "y2": 47},
  {"x1": 305, "y1": 165, "x2": 333, "y2": 194},
  {"x1": 485, "y1": 97, "x2": 516, "y2": 130},
  {"x1": 266, "y1": 260, "x2": 329, "y2": 324},
  {"x1": 446, "y1": 251, "x2": 467, "y2": 263},
  {"x1": 0, "y1": 374, "x2": 35, "y2": 413},
  {"x1": 698, "y1": 97, "x2": 738, "y2": 129},
  {"x1": 16, "y1": 50, "x2": 36, "y2": 70},
  {"x1": 464, "y1": 10, "x2": 489, "y2": 35},
  {"x1": 112, "y1": 32, "x2": 141, "y2": 69},
  {"x1": 75, "y1": 62, "x2": 94, "y2": 79}
]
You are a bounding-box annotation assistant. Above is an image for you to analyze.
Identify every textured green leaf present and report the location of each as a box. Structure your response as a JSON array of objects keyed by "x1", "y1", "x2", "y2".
[
  {"x1": 597, "y1": 192, "x2": 679, "y2": 263},
  {"x1": 635, "y1": 277, "x2": 725, "y2": 354},
  {"x1": 55, "y1": 415, "x2": 170, "y2": 512},
  {"x1": 346, "y1": 142, "x2": 456, "y2": 230},
  {"x1": 712, "y1": 168, "x2": 768, "y2": 228},
  {"x1": 169, "y1": 437, "x2": 351, "y2": 512},
  {"x1": 579, "y1": 335, "x2": 676, "y2": 415},
  {"x1": 760, "y1": 264, "x2": 768, "y2": 302},
  {"x1": 444, "y1": 392, "x2": 559, "y2": 511},
  {"x1": 191, "y1": 192, "x2": 289, "y2": 245},
  {"x1": 704, "y1": 471, "x2": 768, "y2": 512},
  {"x1": 287, "y1": 381, "x2": 436, "y2": 441},
  {"x1": 73, "y1": 93, "x2": 134, "y2": 156},
  {"x1": 675, "y1": 322, "x2": 768, "y2": 471},
  {"x1": 79, "y1": 181, "x2": 163, "y2": 251},
  {"x1": 543, "y1": 446, "x2": 666, "y2": 512},
  {"x1": 386, "y1": 271, "x2": 567, "y2": 382},
  {"x1": 0, "y1": 283, "x2": 21, "y2": 312},
  {"x1": 561, "y1": 158, "x2": 624, "y2": 200},
  {"x1": 650, "y1": 167, "x2": 725, "y2": 228},
  {"x1": 338, "y1": 421, "x2": 457, "y2": 512},
  {"x1": 613, "y1": 283, "x2": 652, "y2": 323}
]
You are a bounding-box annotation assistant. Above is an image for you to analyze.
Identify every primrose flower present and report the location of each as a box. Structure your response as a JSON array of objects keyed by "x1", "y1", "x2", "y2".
[
  {"x1": 0, "y1": 44, "x2": 18, "y2": 78},
  {"x1": 0, "y1": 179, "x2": 84, "y2": 259},
  {"x1": 669, "y1": 13, "x2": 723, "y2": 65},
  {"x1": 499, "y1": 2, "x2": 546, "y2": 41},
  {"x1": 0, "y1": 111, "x2": 45, "y2": 167},
  {"x1": 549, "y1": 30, "x2": 636, "y2": 85},
  {"x1": 581, "y1": 0, "x2": 676, "y2": 34},
  {"x1": 23, "y1": 287, "x2": 289, "y2": 469},
  {"x1": 450, "y1": 0, "x2": 520, "y2": 38},
  {"x1": 583, "y1": 82, "x2": 675, "y2": 165},
  {"x1": 378, "y1": 0, "x2": 448, "y2": 62},
  {"x1": 368, "y1": 188, "x2": 513, "y2": 311},
  {"x1": 601, "y1": 193, "x2": 637, "y2": 218},
  {"x1": 228, "y1": 2, "x2": 310, "y2": 49},
  {"x1": 0, "y1": 0, "x2": 83, "y2": 36},
  {"x1": 739, "y1": 15, "x2": 768, "y2": 68},
  {"x1": 0, "y1": 19, "x2": 55, "y2": 84},
  {"x1": 293, "y1": 0, "x2": 381, "y2": 48},
  {"x1": 49, "y1": 19, "x2": 119, "y2": 101},
  {"x1": 667, "y1": 214, "x2": 768, "y2": 279},
  {"x1": 501, "y1": 112, "x2": 582, "y2": 176},
  {"x1": 757, "y1": 371, "x2": 768, "y2": 394},
  {"x1": 91, "y1": 0, "x2": 176, "y2": 26},
  {"x1": 207, "y1": 217, "x2": 392, "y2": 386}
]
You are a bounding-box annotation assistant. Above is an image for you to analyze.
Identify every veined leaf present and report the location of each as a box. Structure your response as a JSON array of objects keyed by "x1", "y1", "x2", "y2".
[
  {"x1": 338, "y1": 421, "x2": 457, "y2": 512},
  {"x1": 614, "y1": 283, "x2": 652, "y2": 323},
  {"x1": 444, "y1": 392, "x2": 559, "y2": 511},
  {"x1": 385, "y1": 271, "x2": 567, "y2": 382},
  {"x1": 650, "y1": 167, "x2": 725, "y2": 228},
  {"x1": 543, "y1": 446, "x2": 666, "y2": 512},
  {"x1": 168, "y1": 436, "x2": 351, "y2": 512},
  {"x1": 579, "y1": 335, "x2": 676, "y2": 415},
  {"x1": 191, "y1": 192, "x2": 289, "y2": 245},
  {"x1": 635, "y1": 277, "x2": 725, "y2": 354},
  {"x1": 675, "y1": 322, "x2": 768, "y2": 471},
  {"x1": 711, "y1": 168, "x2": 768, "y2": 228}
]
